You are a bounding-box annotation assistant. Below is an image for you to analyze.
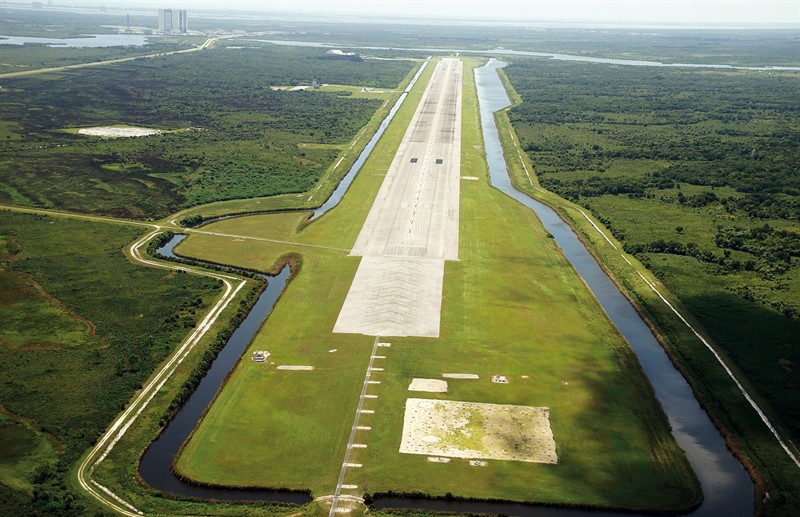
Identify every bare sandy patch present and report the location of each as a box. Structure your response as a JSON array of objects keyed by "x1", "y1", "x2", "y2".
[
  {"x1": 400, "y1": 398, "x2": 557, "y2": 464},
  {"x1": 78, "y1": 126, "x2": 161, "y2": 138},
  {"x1": 408, "y1": 378, "x2": 448, "y2": 393},
  {"x1": 276, "y1": 365, "x2": 314, "y2": 371},
  {"x1": 461, "y1": 176, "x2": 480, "y2": 181}
]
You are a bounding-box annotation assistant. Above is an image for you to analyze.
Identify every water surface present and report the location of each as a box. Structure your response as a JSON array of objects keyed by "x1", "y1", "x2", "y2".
[{"x1": 0, "y1": 34, "x2": 153, "y2": 47}]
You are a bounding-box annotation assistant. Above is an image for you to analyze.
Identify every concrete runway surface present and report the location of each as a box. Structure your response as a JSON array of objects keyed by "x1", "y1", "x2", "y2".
[{"x1": 334, "y1": 58, "x2": 462, "y2": 337}]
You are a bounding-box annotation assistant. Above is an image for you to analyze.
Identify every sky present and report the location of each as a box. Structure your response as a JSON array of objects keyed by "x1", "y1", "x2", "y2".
[{"x1": 52, "y1": 1, "x2": 800, "y2": 26}]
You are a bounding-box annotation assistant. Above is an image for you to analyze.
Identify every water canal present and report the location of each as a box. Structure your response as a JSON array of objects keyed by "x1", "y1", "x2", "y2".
[
  {"x1": 463, "y1": 58, "x2": 753, "y2": 516},
  {"x1": 138, "y1": 239, "x2": 305, "y2": 502}
]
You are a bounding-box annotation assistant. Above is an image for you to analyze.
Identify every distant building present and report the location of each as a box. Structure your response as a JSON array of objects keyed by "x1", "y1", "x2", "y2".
[
  {"x1": 178, "y1": 9, "x2": 188, "y2": 33},
  {"x1": 327, "y1": 49, "x2": 357, "y2": 57},
  {"x1": 158, "y1": 8, "x2": 188, "y2": 34},
  {"x1": 158, "y1": 9, "x2": 172, "y2": 32}
]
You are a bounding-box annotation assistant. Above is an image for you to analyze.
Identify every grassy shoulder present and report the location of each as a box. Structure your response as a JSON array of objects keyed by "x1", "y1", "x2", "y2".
[
  {"x1": 494, "y1": 65, "x2": 800, "y2": 515},
  {"x1": 171, "y1": 57, "x2": 698, "y2": 512},
  {"x1": 345, "y1": 57, "x2": 697, "y2": 511}
]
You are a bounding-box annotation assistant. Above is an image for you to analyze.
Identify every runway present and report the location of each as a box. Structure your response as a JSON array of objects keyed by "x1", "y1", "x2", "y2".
[{"x1": 334, "y1": 58, "x2": 462, "y2": 337}]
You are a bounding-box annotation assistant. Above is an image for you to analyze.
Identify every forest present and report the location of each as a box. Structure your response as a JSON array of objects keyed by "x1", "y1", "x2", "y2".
[{"x1": 0, "y1": 42, "x2": 414, "y2": 218}]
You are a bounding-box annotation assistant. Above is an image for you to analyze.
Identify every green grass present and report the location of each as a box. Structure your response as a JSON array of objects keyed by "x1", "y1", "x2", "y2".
[
  {"x1": 317, "y1": 84, "x2": 400, "y2": 99},
  {"x1": 0, "y1": 235, "x2": 100, "y2": 351},
  {"x1": 0, "y1": 412, "x2": 58, "y2": 495},
  {"x1": 0, "y1": 211, "x2": 223, "y2": 514},
  {"x1": 171, "y1": 56, "x2": 440, "y2": 493},
  {"x1": 171, "y1": 57, "x2": 698, "y2": 512}
]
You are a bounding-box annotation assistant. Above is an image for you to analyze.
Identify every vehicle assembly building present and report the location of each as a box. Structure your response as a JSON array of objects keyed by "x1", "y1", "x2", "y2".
[{"x1": 158, "y1": 8, "x2": 188, "y2": 34}]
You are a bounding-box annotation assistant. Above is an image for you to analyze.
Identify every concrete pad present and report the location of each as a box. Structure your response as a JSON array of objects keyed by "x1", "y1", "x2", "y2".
[
  {"x1": 333, "y1": 256, "x2": 445, "y2": 337},
  {"x1": 276, "y1": 365, "x2": 314, "y2": 371},
  {"x1": 409, "y1": 378, "x2": 448, "y2": 392},
  {"x1": 399, "y1": 398, "x2": 558, "y2": 464},
  {"x1": 427, "y1": 456, "x2": 451, "y2": 463},
  {"x1": 78, "y1": 126, "x2": 160, "y2": 138}
]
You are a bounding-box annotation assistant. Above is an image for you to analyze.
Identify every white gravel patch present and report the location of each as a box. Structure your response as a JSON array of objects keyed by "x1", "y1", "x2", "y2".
[
  {"x1": 400, "y1": 398, "x2": 558, "y2": 464},
  {"x1": 409, "y1": 378, "x2": 448, "y2": 393},
  {"x1": 78, "y1": 126, "x2": 161, "y2": 138},
  {"x1": 427, "y1": 456, "x2": 451, "y2": 463},
  {"x1": 442, "y1": 373, "x2": 479, "y2": 379}
]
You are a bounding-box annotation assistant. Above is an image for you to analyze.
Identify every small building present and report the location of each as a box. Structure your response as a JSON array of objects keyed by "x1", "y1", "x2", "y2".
[{"x1": 252, "y1": 350, "x2": 270, "y2": 362}]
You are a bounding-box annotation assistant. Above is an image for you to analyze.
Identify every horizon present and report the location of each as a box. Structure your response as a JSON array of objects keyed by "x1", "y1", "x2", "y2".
[{"x1": 6, "y1": 0, "x2": 800, "y2": 28}]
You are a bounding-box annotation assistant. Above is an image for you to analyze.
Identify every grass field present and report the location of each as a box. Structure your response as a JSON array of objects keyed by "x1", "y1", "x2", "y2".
[
  {"x1": 7, "y1": 15, "x2": 793, "y2": 516},
  {"x1": 170, "y1": 57, "x2": 698, "y2": 513}
]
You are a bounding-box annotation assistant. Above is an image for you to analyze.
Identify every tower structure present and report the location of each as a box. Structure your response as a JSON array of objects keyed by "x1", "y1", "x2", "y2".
[{"x1": 178, "y1": 10, "x2": 188, "y2": 33}]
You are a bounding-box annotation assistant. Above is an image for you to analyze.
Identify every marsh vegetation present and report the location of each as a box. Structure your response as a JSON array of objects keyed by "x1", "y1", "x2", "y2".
[
  {"x1": 504, "y1": 57, "x2": 800, "y2": 515},
  {"x1": 0, "y1": 42, "x2": 413, "y2": 218}
]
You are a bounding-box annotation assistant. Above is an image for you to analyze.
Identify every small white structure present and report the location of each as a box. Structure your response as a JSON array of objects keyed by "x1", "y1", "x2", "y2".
[
  {"x1": 491, "y1": 375, "x2": 509, "y2": 384},
  {"x1": 252, "y1": 350, "x2": 270, "y2": 362},
  {"x1": 327, "y1": 49, "x2": 357, "y2": 57}
]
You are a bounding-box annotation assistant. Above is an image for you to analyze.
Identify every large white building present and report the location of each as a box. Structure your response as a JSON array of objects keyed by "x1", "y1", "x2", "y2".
[{"x1": 158, "y1": 8, "x2": 188, "y2": 34}]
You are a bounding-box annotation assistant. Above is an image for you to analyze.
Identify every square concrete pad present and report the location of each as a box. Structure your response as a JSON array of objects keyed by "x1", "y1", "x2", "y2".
[
  {"x1": 400, "y1": 398, "x2": 558, "y2": 463},
  {"x1": 409, "y1": 378, "x2": 448, "y2": 392}
]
